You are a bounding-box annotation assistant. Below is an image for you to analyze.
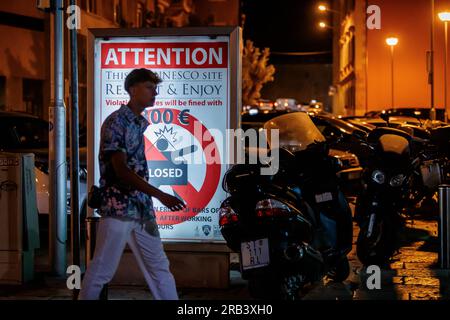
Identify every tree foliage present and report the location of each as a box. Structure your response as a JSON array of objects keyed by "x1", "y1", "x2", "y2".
[{"x1": 242, "y1": 40, "x2": 276, "y2": 106}]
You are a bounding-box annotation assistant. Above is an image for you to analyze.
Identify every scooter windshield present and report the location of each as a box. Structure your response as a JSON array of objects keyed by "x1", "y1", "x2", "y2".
[{"x1": 263, "y1": 112, "x2": 326, "y2": 152}]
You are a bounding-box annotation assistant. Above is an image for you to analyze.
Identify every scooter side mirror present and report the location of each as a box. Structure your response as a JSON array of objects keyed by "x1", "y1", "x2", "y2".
[
  {"x1": 380, "y1": 113, "x2": 390, "y2": 124},
  {"x1": 352, "y1": 129, "x2": 367, "y2": 141}
]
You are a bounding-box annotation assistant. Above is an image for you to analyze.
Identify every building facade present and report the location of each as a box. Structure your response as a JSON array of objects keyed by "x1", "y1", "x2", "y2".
[
  {"x1": 0, "y1": 2, "x2": 49, "y2": 118},
  {"x1": 332, "y1": 0, "x2": 450, "y2": 116},
  {"x1": 0, "y1": 0, "x2": 240, "y2": 125},
  {"x1": 331, "y1": 0, "x2": 367, "y2": 116}
]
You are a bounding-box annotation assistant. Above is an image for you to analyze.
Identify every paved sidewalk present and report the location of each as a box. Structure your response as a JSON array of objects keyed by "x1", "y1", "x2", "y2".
[{"x1": 1, "y1": 210, "x2": 449, "y2": 300}]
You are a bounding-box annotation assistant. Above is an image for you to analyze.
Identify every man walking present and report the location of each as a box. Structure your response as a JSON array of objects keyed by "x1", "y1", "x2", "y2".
[{"x1": 79, "y1": 68, "x2": 185, "y2": 300}]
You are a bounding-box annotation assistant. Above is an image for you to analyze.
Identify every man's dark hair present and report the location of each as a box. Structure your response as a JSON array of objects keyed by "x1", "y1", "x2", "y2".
[{"x1": 124, "y1": 68, "x2": 162, "y2": 94}]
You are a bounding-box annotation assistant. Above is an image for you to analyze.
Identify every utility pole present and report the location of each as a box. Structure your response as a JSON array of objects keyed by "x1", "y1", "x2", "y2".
[
  {"x1": 430, "y1": 0, "x2": 436, "y2": 121},
  {"x1": 69, "y1": 0, "x2": 81, "y2": 299},
  {"x1": 49, "y1": 0, "x2": 67, "y2": 276}
]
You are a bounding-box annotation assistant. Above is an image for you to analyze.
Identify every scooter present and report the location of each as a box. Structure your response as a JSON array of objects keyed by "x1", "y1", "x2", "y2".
[{"x1": 219, "y1": 112, "x2": 353, "y2": 299}]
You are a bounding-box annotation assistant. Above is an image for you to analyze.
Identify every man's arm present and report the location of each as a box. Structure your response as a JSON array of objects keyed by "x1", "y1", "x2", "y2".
[{"x1": 110, "y1": 152, "x2": 185, "y2": 212}]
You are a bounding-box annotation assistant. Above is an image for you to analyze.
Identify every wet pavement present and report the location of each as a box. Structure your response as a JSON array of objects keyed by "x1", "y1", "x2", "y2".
[
  {"x1": 303, "y1": 217, "x2": 450, "y2": 300},
  {"x1": 1, "y1": 204, "x2": 449, "y2": 300}
]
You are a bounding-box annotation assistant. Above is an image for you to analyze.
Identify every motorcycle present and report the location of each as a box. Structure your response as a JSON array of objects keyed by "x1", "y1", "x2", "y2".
[
  {"x1": 382, "y1": 116, "x2": 450, "y2": 210},
  {"x1": 393, "y1": 123, "x2": 450, "y2": 215},
  {"x1": 355, "y1": 118, "x2": 450, "y2": 265},
  {"x1": 354, "y1": 126, "x2": 420, "y2": 265},
  {"x1": 427, "y1": 125, "x2": 450, "y2": 184},
  {"x1": 219, "y1": 112, "x2": 353, "y2": 299}
]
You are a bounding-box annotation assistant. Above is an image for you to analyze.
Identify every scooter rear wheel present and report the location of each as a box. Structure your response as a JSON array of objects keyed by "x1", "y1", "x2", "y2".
[{"x1": 327, "y1": 256, "x2": 350, "y2": 282}]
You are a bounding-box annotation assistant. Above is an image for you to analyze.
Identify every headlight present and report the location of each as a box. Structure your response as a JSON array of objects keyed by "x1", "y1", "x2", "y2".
[
  {"x1": 371, "y1": 170, "x2": 385, "y2": 184},
  {"x1": 390, "y1": 174, "x2": 406, "y2": 187}
]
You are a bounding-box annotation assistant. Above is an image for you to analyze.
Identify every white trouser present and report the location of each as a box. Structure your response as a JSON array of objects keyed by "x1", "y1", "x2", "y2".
[{"x1": 78, "y1": 217, "x2": 178, "y2": 300}]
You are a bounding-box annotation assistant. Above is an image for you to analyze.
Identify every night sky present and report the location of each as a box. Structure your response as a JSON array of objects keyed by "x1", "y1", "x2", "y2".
[{"x1": 241, "y1": 0, "x2": 332, "y2": 55}]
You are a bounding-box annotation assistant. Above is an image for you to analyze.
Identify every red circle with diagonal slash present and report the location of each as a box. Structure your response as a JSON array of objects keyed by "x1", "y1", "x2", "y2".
[{"x1": 144, "y1": 108, "x2": 221, "y2": 225}]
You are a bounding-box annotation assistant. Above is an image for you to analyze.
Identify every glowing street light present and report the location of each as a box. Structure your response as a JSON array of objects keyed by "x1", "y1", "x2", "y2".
[
  {"x1": 438, "y1": 11, "x2": 450, "y2": 22},
  {"x1": 318, "y1": 4, "x2": 327, "y2": 12},
  {"x1": 317, "y1": 3, "x2": 340, "y2": 14},
  {"x1": 386, "y1": 37, "x2": 399, "y2": 46},
  {"x1": 386, "y1": 37, "x2": 399, "y2": 109},
  {"x1": 318, "y1": 21, "x2": 333, "y2": 30}
]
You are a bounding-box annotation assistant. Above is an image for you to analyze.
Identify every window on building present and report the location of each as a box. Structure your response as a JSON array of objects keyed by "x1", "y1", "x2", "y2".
[
  {"x1": 349, "y1": 36, "x2": 355, "y2": 65},
  {"x1": 345, "y1": 84, "x2": 356, "y2": 115},
  {"x1": 102, "y1": 0, "x2": 115, "y2": 22},
  {"x1": 344, "y1": 0, "x2": 355, "y2": 15},
  {"x1": 80, "y1": 0, "x2": 98, "y2": 14},
  {"x1": 77, "y1": 33, "x2": 88, "y2": 143},
  {"x1": 349, "y1": 0, "x2": 355, "y2": 11},
  {"x1": 114, "y1": 0, "x2": 123, "y2": 25},
  {"x1": 0, "y1": 76, "x2": 5, "y2": 111},
  {"x1": 22, "y1": 79, "x2": 44, "y2": 118},
  {"x1": 339, "y1": 0, "x2": 345, "y2": 16},
  {"x1": 136, "y1": 1, "x2": 144, "y2": 28}
]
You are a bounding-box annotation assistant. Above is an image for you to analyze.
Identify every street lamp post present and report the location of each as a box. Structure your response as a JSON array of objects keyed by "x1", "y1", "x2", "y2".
[
  {"x1": 430, "y1": 0, "x2": 436, "y2": 121},
  {"x1": 386, "y1": 37, "x2": 399, "y2": 109},
  {"x1": 439, "y1": 12, "x2": 450, "y2": 123}
]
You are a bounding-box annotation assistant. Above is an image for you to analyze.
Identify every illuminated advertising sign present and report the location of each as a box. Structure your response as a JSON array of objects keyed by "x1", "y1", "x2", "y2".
[{"x1": 88, "y1": 28, "x2": 241, "y2": 242}]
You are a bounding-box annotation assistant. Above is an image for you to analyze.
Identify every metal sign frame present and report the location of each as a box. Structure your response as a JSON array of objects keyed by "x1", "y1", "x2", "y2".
[{"x1": 87, "y1": 27, "x2": 242, "y2": 244}]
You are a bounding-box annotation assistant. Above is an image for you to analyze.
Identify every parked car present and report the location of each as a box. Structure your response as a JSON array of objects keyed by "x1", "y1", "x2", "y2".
[
  {"x1": 364, "y1": 111, "x2": 380, "y2": 118},
  {"x1": 0, "y1": 111, "x2": 87, "y2": 220},
  {"x1": 241, "y1": 110, "x2": 363, "y2": 190},
  {"x1": 274, "y1": 98, "x2": 298, "y2": 111},
  {"x1": 344, "y1": 117, "x2": 413, "y2": 130},
  {"x1": 257, "y1": 99, "x2": 276, "y2": 111},
  {"x1": 298, "y1": 101, "x2": 325, "y2": 114},
  {"x1": 365, "y1": 108, "x2": 447, "y2": 122},
  {"x1": 340, "y1": 117, "x2": 376, "y2": 133},
  {"x1": 243, "y1": 99, "x2": 276, "y2": 114},
  {"x1": 310, "y1": 114, "x2": 371, "y2": 169}
]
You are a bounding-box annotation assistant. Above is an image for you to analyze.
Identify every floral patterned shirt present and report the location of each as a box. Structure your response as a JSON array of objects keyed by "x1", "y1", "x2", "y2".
[{"x1": 98, "y1": 104, "x2": 155, "y2": 221}]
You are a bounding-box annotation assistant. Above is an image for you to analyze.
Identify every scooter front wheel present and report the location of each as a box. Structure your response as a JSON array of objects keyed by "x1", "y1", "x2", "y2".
[
  {"x1": 356, "y1": 214, "x2": 396, "y2": 266},
  {"x1": 248, "y1": 274, "x2": 304, "y2": 300}
]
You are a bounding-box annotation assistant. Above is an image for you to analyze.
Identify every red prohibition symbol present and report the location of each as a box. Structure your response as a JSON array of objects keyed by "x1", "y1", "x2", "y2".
[{"x1": 144, "y1": 108, "x2": 221, "y2": 225}]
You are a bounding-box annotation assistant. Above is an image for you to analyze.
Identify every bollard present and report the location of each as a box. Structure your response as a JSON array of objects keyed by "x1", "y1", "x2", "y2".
[
  {"x1": 439, "y1": 185, "x2": 450, "y2": 269},
  {"x1": 85, "y1": 216, "x2": 108, "y2": 300}
]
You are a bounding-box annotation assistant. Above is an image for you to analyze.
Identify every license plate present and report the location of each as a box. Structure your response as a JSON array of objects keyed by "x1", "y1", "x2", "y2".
[
  {"x1": 315, "y1": 192, "x2": 333, "y2": 203},
  {"x1": 241, "y1": 239, "x2": 270, "y2": 270}
]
